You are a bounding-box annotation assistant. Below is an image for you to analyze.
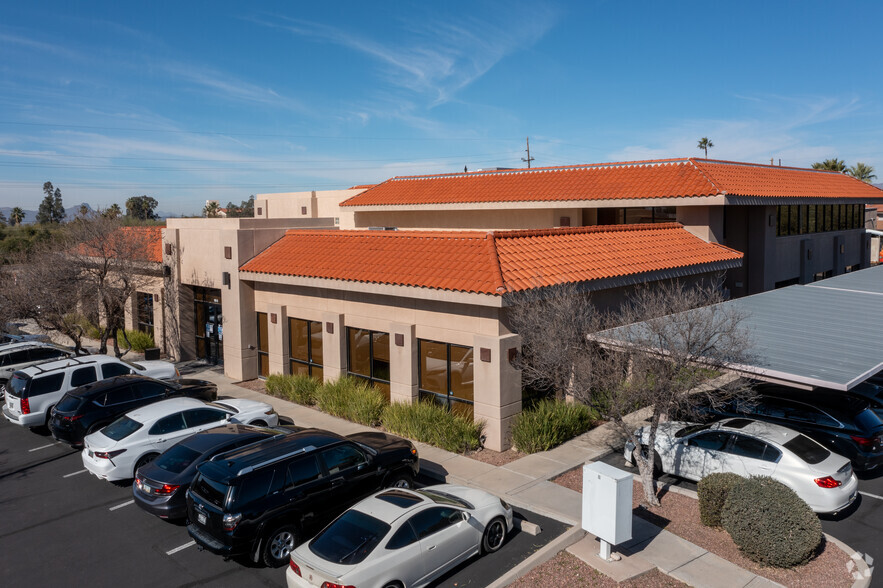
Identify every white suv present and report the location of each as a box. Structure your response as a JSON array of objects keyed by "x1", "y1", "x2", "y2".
[
  {"x1": 0, "y1": 342, "x2": 77, "y2": 390},
  {"x1": 2, "y1": 355, "x2": 179, "y2": 428}
]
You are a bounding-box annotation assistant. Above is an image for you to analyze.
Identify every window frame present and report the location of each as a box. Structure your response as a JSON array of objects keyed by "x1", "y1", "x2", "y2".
[
  {"x1": 417, "y1": 339, "x2": 474, "y2": 419},
  {"x1": 289, "y1": 317, "x2": 324, "y2": 380}
]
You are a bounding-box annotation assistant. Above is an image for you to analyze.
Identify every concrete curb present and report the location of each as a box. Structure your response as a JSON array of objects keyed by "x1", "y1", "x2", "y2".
[
  {"x1": 825, "y1": 533, "x2": 873, "y2": 588},
  {"x1": 486, "y1": 526, "x2": 585, "y2": 588}
]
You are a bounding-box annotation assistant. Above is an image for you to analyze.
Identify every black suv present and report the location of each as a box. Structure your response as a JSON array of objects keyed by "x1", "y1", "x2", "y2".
[
  {"x1": 703, "y1": 382, "x2": 883, "y2": 471},
  {"x1": 134, "y1": 423, "x2": 299, "y2": 520},
  {"x1": 48, "y1": 375, "x2": 218, "y2": 447},
  {"x1": 186, "y1": 428, "x2": 419, "y2": 567}
]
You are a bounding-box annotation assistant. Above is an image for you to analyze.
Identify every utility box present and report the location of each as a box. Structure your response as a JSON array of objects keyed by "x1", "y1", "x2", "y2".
[{"x1": 582, "y1": 461, "x2": 632, "y2": 546}]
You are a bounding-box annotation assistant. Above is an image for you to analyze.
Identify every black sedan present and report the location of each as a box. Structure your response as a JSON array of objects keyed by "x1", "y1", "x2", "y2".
[
  {"x1": 133, "y1": 423, "x2": 297, "y2": 520},
  {"x1": 49, "y1": 375, "x2": 218, "y2": 447}
]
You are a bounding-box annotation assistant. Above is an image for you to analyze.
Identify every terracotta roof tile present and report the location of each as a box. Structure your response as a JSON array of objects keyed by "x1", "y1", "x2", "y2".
[
  {"x1": 340, "y1": 158, "x2": 883, "y2": 207},
  {"x1": 240, "y1": 224, "x2": 742, "y2": 295}
]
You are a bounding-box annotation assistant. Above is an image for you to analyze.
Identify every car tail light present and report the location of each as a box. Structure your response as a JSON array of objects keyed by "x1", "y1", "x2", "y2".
[
  {"x1": 289, "y1": 561, "x2": 301, "y2": 576},
  {"x1": 222, "y1": 512, "x2": 242, "y2": 531},
  {"x1": 814, "y1": 476, "x2": 842, "y2": 488},
  {"x1": 21, "y1": 398, "x2": 30, "y2": 415},
  {"x1": 850, "y1": 435, "x2": 875, "y2": 449},
  {"x1": 320, "y1": 583, "x2": 356, "y2": 588},
  {"x1": 62, "y1": 414, "x2": 83, "y2": 422},
  {"x1": 95, "y1": 449, "x2": 126, "y2": 459},
  {"x1": 154, "y1": 483, "x2": 180, "y2": 495}
]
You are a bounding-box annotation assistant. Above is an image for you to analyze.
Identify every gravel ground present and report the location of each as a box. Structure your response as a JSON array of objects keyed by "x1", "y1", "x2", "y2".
[
  {"x1": 553, "y1": 468, "x2": 853, "y2": 588},
  {"x1": 509, "y1": 552, "x2": 687, "y2": 587}
]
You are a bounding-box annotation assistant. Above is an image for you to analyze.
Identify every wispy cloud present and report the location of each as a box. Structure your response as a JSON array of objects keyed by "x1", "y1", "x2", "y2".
[{"x1": 0, "y1": 30, "x2": 82, "y2": 60}]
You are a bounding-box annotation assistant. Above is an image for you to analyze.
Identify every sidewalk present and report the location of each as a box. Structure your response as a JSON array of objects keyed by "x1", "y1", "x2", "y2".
[{"x1": 184, "y1": 364, "x2": 869, "y2": 588}]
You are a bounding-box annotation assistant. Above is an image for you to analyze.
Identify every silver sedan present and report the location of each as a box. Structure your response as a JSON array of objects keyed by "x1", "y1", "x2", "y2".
[
  {"x1": 624, "y1": 417, "x2": 858, "y2": 514},
  {"x1": 287, "y1": 484, "x2": 513, "y2": 588}
]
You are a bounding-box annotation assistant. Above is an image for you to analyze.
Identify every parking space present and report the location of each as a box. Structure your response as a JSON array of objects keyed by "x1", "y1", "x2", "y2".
[{"x1": 0, "y1": 418, "x2": 568, "y2": 588}]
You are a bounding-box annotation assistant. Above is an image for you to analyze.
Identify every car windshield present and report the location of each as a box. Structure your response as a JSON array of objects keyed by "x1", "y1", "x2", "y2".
[
  {"x1": 417, "y1": 488, "x2": 472, "y2": 509},
  {"x1": 674, "y1": 424, "x2": 710, "y2": 438},
  {"x1": 207, "y1": 402, "x2": 236, "y2": 414},
  {"x1": 155, "y1": 444, "x2": 202, "y2": 474},
  {"x1": 309, "y1": 510, "x2": 390, "y2": 565},
  {"x1": 854, "y1": 409, "x2": 883, "y2": 434},
  {"x1": 102, "y1": 416, "x2": 143, "y2": 441},
  {"x1": 55, "y1": 394, "x2": 84, "y2": 412},
  {"x1": 783, "y1": 434, "x2": 830, "y2": 464},
  {"x1": 121, "y1": 359, "x2": 144, "y2": 371}
]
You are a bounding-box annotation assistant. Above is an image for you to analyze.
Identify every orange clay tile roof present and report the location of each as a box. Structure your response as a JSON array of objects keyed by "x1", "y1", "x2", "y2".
[
  {"x1": 349, "y1": 184, "x2": 377, "y2": 190},
  {"x1": 340, "y1": 158, "x2": 883, "y2": 207},
  {"x1": 239, "y1": 224, "x2": 742, "y2": 295}
]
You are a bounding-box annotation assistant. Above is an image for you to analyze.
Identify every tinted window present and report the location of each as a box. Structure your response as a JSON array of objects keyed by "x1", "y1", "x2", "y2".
[
  {"x1": 101, "y1": 363, "x2": 132, "y2": 378},
  {"x1": 56, "y1": 393, "x2": 84, "y2": 412},
  {"x1": 70, "y1": 366, "x2": 98, "y2": 388},
  {"x1": 321, "y1": 444, "x2": 367, "y2": 474},
  {"x1": 854, "y1": 409, "x2": 883, "y2": 434},
  {"x1": 310, "y1": 510, "x2": 390, "y2": 564},
  {"x1": 687, "y1": 431, "x2": 730, "y2": 451},
  {"x1": 233, "y1": 468, "x2": 276, "y2": 507},
  {"x1": 27, "y1": 373, "x2": 65, "y2": 397},
  {"x1": 6, "y1": 350, "x2": 31, "y2": 364},
  {"x1": 728, "y1": 435, "x2": 780, "y2": 463},
  {"x1": 184, "y1": 408, "x2": 227, "y2": 428},
  {"x1": 104, "y1": 386, "x2": 137, "y2": 406},
  {"x1": 675, "y1": 424, "x2": 710, "y2": 438},
  {"x1": 407, "y1": 507, "x2": 462, "y2": 540},
  {"x1": 155, "y1": 444, "x2": 203, "y2": 474},
  {"x1": 192, "y1": 474, "x2": 230, "y2": 508},
  {"x1": 29, "y1": 348, "x2": 67, "y2": 362},
  {"x1": 286, "y1": 456, "x2": 322, "y2": 489},
  {"x1": 133, "y1": 381, "x2": 169, "y2": 399},
  {"x1": 102, "y1": 416, "x2": 143, "y2": 441},
  {"x1": 782, "y1": 403, "x2": 839, "y2": 427},
  {"x1": 148, "y1": 413, "x2": 187, "y2": 435},
  {"x1": 783, "y1": 435, "x2": 831, "y2": 464},
  {"x1": 417, "y1": 488, "x2": 472, "y2": 509},
  {"x1": 8, "y1": 374, "x2": 30, "y2": 397},
  {"x1": 386, "y1": 521, "x2": 418, "y2": 550}
]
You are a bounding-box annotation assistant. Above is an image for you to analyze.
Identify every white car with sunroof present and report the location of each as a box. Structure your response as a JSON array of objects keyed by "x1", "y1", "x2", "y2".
[
  {"x1": 82, "y1": 397, "x2": 278, "y2": 481},
  {"x1": 624, "y1": 417, "x2": 858, "y2": 513}
]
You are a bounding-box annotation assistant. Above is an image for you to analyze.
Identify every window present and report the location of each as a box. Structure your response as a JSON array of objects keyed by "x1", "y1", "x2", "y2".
[
  {"x1": 102, "y1": 363, "x2": 132, "y2": 378},
  {"x1": 149, "y1": 412, "x2": 187, "y2": 435},
  {"x1": 687, "y1": 431, "x2": 730, "y2": 451},
  {"x1": 347, "y1": 328, "x2": 390, "y2": 400},
  {"x1": 234, "y1": 468, "x2": 277, "y2": 507},
  {"x1": 418, "y1": 340, "x2": 474, "y2": 419},
  {"x1": 777, "y1": 204, "x2": 863, "y2": 237},
  {"x1": 2, "y1": 350, "x2": 30, "y2": 365},
  {"x1": 28, "y1": 373, "x2": 65, "y2": 397},
  {"x1": 70, "y1": 366, "x2": 98, "y2": 388},
  {"x1": 289, "y1": 318, "x2": 323, "y2": 380},
  {"x1": 407, "y1": 507, "x2": 462, "y2": 540},
  {"x1": 183, "y1": 408, "x2": 227, "y2": 427},
  {"x1": 103, "y1": 386, "x2": 137, "y2": 406},
  {"x1": 28, "y1": 348, "x2": 67, "y2": 362},
  {"x1": 102, "y1": 416, "x2": 143, "y2": 441},
  {"x1": 286, "y1": 456, "x2": 322, "y2": 489},
  {"x1": 257, "y1": 312, "x2": 269, "y2": 378},
  {"x1": 137, "y1": 292, "x2": 155, "y2": 339},
  {"x1": 133, "y1": 381, "x2": 169, "y2": 399},
  {"x1": 386, "y1": 521, "x2": 419, "y2": 549},
  {"x1": 728, "y1": 435, "x2": 780, "y2": 463},
  {"x1": 321, "y1": 444, "x2": 367, "y2": 474}
]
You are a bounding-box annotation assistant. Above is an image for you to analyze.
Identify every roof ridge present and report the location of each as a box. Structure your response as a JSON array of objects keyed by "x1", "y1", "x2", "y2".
[
  {"x1": 686, "y1": 159, "x2": 725, "y2": 195},
  {"x1": 484, "y1": 232, "x2": 508, "y2": 294},
  {"x1": 385, "y1": 158, "x2": 694, "y2": 181}
]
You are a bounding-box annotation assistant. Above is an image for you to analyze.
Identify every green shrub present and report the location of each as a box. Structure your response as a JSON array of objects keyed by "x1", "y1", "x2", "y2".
[
  {"x1": 510, "y1": 400, "x2": 596, "y2": 454},
  {"x1": 381, "y1": 401, "x2": 484, "y2": 453},
  {"x1": 115, "y1": 328, "x2": 155, "y2": 352},
  {"x1": 721, "y1": 476, "x2": 822, "y2": 568},
  {"x1": 316, "y1": 377, "x2": 386, "y2": 426},
  {"x1": 265, "y1": 374, "x2": 319, "y2": 405},
  {"x1": 698, "y1": 472, "x2": 744, "y2": 527}
]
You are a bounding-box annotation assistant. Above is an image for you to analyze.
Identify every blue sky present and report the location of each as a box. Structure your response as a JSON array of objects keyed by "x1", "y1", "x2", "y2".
[{"x1": 1, "y1": 1, "x2": 881, "y2": 215}]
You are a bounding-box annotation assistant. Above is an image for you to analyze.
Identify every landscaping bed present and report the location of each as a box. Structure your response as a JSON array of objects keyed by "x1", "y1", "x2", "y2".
[
  {"x1": 509, "y1": 553, "x2": 687, "y2": 587},
  {"x1": 552, "y1": 469, "x2": 853, "y2": 587}
]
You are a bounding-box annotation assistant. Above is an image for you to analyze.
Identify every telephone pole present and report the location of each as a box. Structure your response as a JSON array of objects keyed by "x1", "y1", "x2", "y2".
[{"x1": 521, "y1": 137, "x2": 535, "y2": 168}]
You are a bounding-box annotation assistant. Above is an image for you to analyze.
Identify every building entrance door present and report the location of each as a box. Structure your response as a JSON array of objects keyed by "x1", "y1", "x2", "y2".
[{"x1": 194, "y1": 287, "x2": 223, "y2": 365}]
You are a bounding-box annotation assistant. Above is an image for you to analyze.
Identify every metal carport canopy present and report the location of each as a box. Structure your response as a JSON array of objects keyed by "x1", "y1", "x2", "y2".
[{"x1": 597, "y1": 265, "x2": 883, "y2": 391}]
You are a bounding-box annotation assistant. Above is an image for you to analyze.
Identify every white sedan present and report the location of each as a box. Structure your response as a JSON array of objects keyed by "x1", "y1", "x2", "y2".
[
  {"x1": 83, "y1": 397, "x2": 279, "y2": 481},
  {"x1": 287, "y1": 484, "x2": 513, "y2": 588},
  {"x1": 624, "y1": 418, "x2": 858, "y2": 513}
]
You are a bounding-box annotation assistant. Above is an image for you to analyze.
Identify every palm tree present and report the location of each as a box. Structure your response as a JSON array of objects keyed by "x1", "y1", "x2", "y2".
[
  {"x1": 102, "y1": 203, "x2": 122, "y2": 219},
  {"x1": 847, "y1": 162, "x2": 876, "y2": 183},
  {"x1": 811, "y1": 158, "x2": 847, "y2": 172},
  {"x1": 697, "y1": 137, "x2": 714, "y2": 158},
  {"x1": 9, "y1": 207, "x2": 24, "y2": 226},
  {"x1": 203, "y1": 200, "x2": 221, "y2": 218}
]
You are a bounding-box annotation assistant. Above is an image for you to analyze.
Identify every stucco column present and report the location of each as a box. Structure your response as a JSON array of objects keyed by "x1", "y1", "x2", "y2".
[
  {"x1": 224, "y1": 279, "x2": 256, "y2": 382},
  {"x1": 266, "y1": 303, "x2": 287, "y2": 376},
  {"x1": 389, "y1": 322, "x2": 417, "y2": 405},
  {"x1": 472, "y1": 333, "x2": 522, "y2": 452},
  {"x1": 321, "y1": 312, "x2": 346, "y2": 381}
]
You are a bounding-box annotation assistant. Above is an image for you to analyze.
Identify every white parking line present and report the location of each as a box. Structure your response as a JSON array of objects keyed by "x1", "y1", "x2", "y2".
[
  {"x1": 109, "y1": 500, "x2": 135, "y2": 511},
  {"x1": 63, "y1": 469, "x2": 87, "y2": 478},
  {"x1": 166, "y1": 541, "x2": 196, "y2": 555},
  {"x1": 859, "y1": 491, "x2": 883, "y2": 501},
  {"x1": 28, "y1": 443, "x2": 56, "y2": 452}
]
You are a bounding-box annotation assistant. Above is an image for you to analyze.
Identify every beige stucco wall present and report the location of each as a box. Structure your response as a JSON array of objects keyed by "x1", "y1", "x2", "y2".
[
  {"x1": 349, "y1": 208, "x2": 585, "y2": 231},
  {"x1": 255, "y1": 189, "x2": 364, "y2": 227}
]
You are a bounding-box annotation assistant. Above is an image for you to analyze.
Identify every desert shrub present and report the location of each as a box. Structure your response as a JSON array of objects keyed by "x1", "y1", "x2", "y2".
[
  {"x1": 381, "y1": 401, "x2": 484, "y2": 453},
  {"x1": 721, "y1": 476, "x2": 822, "y2": 568},
  {"x1": 115, "y1": 328, "x2": 155, "y2": 352},
  {"x1": 316, "y1": 376, "x2": 386, "y2": 426},
  {"x1": 510, "y1": 399, "x2": 596, "y2": 453},
  {"x1": 265, "y1": 374, "x2": 319, "y2": 405},
  {"x1": 697, "y1": 472, "x2": 744, "y2": 527}
]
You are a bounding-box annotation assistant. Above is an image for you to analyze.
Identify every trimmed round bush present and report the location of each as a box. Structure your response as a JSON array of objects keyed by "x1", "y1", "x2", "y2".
[
  {"x1": 721, "y1": 476, "x2": 822, "y2": 568},
  {"x1": 697, "y1": 472, "x2": 743, "y2": 527},
  {"x1": 511, "y1": 399, "x2": 596, "y2": 454}
]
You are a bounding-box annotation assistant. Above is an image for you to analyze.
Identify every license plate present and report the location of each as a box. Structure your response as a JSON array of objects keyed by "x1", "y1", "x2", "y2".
[{"x1": 197, "y1": 513, "x2": 207, "y2": 525}]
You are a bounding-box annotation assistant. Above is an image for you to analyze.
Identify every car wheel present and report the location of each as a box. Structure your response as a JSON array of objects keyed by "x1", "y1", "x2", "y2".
[
  {"x1": 134, "y1": 453, "x2": 159, "y2": 477},
  {"x1": 382, "y1": 582, "x2": 404, "y2": 588},
  {"x1": 384, "y1": 472, "x2": 413, "y2": 489},
  {"x1": 481, "y1": 517, "x2": 507, "y2": 554},
  {"x1": 262, "y1": 525, "x2": 297, "y2": 567},
  {"x1": 640, "y1": 445, "x2": 663, "y2": 476},
  {"x1": 251, "y1": 420, "x2": 267, "y2": 427}
]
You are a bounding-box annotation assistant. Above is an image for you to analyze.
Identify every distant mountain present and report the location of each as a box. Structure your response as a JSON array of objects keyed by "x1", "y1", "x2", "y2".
[{"x1": 0, "y1": 203, "x2": 93, "y2": 224}]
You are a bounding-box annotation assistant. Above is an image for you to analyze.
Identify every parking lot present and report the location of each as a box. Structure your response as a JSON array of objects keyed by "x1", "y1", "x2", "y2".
[{"x1": 0, "y1": 418, "x2": 568, "y2": 588}]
